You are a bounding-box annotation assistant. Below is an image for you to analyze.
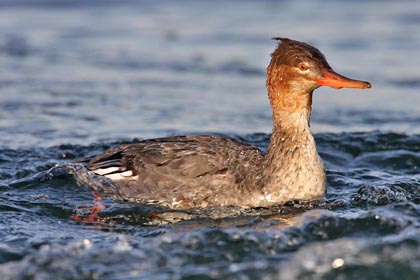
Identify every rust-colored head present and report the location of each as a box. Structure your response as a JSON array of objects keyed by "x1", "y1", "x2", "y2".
[{"x1": 266, "y1": 38, "x2": 371, "y2": 113}]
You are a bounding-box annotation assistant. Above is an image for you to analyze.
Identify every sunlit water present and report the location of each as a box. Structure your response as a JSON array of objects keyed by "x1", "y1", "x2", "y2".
[{"x1": 0, "y1": 0, "x2": 419, "y2": 279}]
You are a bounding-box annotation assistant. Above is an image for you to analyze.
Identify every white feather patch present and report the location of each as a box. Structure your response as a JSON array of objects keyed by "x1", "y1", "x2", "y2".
[
  {"x1": 93, "y1": 167, "x2": 121, "y2": 175},
  {"x1": 105, "y1": 173, "x2": 138, "y2": 181}
]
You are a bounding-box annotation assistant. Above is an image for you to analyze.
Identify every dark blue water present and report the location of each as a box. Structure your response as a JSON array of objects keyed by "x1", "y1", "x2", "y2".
[{"x1": 0, "y1": 0, "x2": 419, "y2": 279}]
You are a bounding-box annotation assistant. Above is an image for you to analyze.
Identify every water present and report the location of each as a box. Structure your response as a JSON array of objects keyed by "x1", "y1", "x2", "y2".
[{"x1": 0, "y1": 0, "x2": 419, "y2": 279}]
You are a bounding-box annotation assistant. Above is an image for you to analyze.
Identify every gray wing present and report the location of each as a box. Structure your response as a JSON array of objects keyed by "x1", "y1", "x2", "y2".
[{"x1": 86, "y1": 135, "x2": 264, "y2": 207}]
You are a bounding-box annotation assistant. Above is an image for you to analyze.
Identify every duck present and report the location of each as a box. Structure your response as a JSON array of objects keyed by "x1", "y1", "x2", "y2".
[{"x1": 71, "y1": 38, "x2": 371, "y2": 209}]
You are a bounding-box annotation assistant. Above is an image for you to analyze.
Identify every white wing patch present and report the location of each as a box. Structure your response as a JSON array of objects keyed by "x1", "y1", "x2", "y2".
[
  {"x1": 105, "y1": 173, "x2": 138, "y2": 181},
  {"x1": 93, "y1": 167, "x2": 121, "y2": 175},
  {"x1": 93, "y1": 167, "x2": 137, "y2": 181}
]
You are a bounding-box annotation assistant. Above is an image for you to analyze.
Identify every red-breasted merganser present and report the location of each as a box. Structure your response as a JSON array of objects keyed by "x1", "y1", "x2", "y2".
[{"x1": 75, "y1": 38, "x2": 371, "y2": 209}]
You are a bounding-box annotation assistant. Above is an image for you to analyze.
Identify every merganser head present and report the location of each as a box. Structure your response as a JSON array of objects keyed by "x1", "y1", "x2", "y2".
[{"x1": 266, "y1": 38, "x2": 371, "y2": 113}]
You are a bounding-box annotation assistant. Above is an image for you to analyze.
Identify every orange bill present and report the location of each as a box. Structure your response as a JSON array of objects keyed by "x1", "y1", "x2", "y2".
[{"x1": 314, "y1": 68, "x2": 371, "y2": 89}]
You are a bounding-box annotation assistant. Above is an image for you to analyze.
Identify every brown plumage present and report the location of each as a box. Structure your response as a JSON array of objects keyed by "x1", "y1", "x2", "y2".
[
  {"x1": 75, "y1": 38, "x2": 371, "y2": 209},
  {"x1": 85, "y1": 136, "x2": 264, "y2": 208}
]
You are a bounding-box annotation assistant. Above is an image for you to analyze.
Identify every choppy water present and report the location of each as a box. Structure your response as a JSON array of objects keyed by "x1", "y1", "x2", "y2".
[{"x1": 0, "y1": 0, "x2": 419, "y2": 279}]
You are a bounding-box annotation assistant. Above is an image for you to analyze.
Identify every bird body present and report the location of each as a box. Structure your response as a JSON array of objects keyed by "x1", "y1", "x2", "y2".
[{"x1": 75, "y1": 38, "x2": 371, "y2": 209}]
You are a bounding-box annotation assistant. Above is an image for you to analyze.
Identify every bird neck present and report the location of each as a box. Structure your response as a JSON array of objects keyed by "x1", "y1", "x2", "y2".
[
  {"x1": 256, "y1": 86, "x2": 326, "y2": 206},
  {"x1": 265, "y1": 107, "x2": 316, "y2": 173}
]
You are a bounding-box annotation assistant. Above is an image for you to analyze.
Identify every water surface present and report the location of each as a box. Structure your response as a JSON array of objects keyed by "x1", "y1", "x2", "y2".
[{"x1": 0, "y1": 0, "x2": 419, "y2": 279}]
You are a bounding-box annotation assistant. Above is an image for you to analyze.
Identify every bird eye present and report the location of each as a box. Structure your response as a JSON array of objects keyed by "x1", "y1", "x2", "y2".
[{"x1": 298, "y1": 63, "x2": 309, "y2": 71}]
